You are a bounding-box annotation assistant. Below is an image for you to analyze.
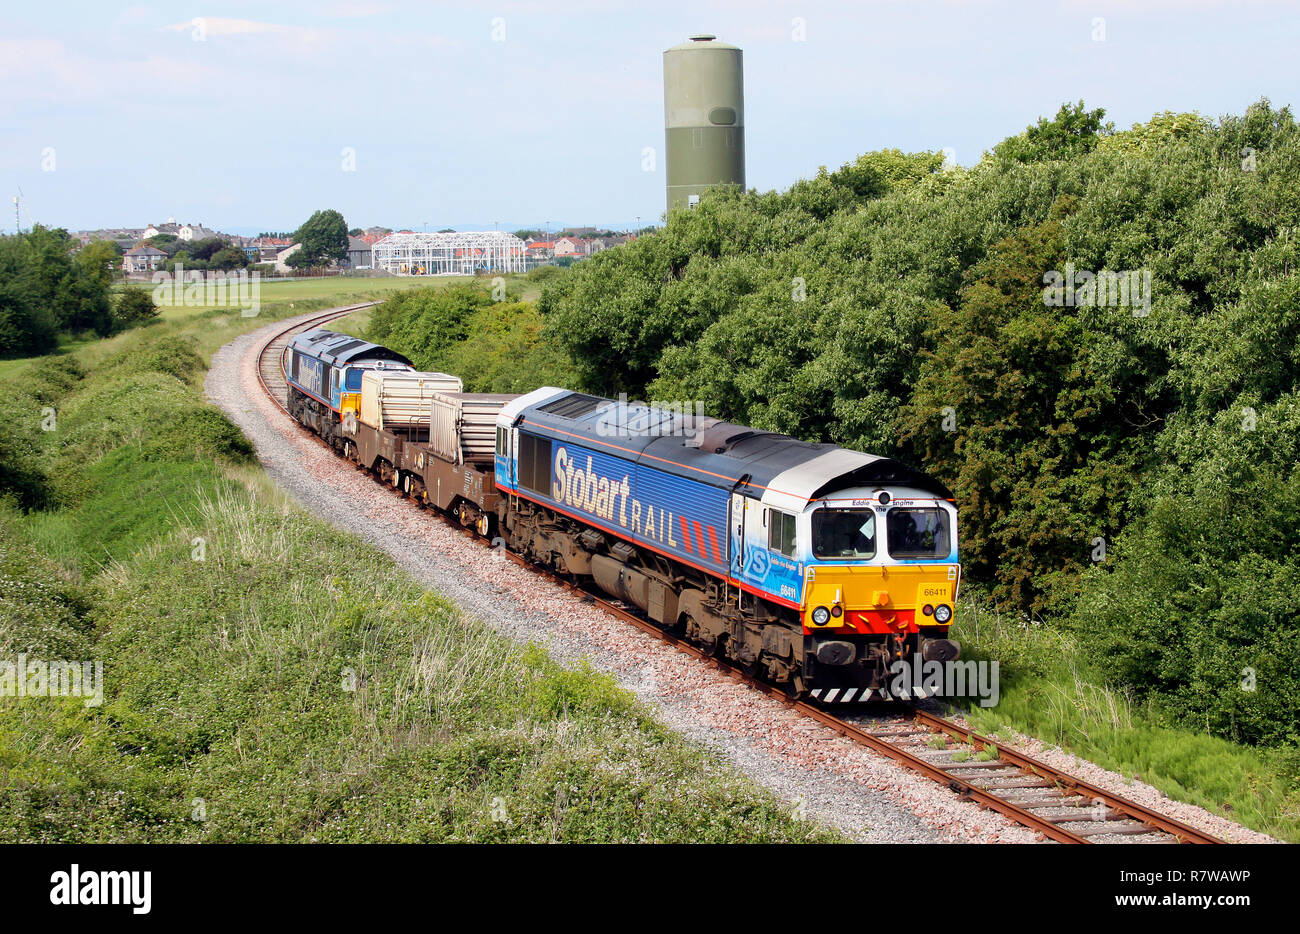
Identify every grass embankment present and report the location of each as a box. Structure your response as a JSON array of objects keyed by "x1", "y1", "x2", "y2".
[
  {"x1": 949, "y1": 600, "x2": 1299, "y2": 841},
  {"x1": 0, "y1": 309, "x2": 833, "y2": 843}
]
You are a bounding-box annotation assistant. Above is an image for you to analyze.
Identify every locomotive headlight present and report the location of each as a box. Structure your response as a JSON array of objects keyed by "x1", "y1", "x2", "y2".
[
  {"x1": 933, "y1": 604, "x2": 953, "y2": 624},
  {"x1": 811, "y1": 606, "x2": 831, "y2": 626}
]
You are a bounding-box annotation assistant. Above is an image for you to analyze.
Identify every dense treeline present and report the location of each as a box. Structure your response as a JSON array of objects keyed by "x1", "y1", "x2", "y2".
[
  {"x1": 0, "y1": 226, "x2": 158, "y2": 356},
  {"x1": 365, "y1": 281, "x2": 580, "y2": 393},
  {"x1": 538, "y1": 100, "x2": 1299, "y2": 746}
]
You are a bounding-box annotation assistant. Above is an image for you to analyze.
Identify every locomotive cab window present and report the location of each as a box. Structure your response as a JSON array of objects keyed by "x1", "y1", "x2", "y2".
[
  {"x1": 813, "y1": 509, "x2": 875, "y2": 559},
  {"x1": 886, "y1": 507, "x2": 949, "y2": 558},
  {"x1": 767, "y1": 509, "x2": 797, "y2": 557}
]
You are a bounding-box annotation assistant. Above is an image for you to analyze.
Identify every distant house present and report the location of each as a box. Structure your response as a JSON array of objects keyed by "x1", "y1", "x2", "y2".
[
  {"x1": 122, "y1": 245, "x2": 167, "y2": 273},
  {"x1": 274, "y1": 243, "x2": 303, "y2": 274},
  {"x1": 179, "y1": 223, "x2": 220, "y2": 242},
  {"x1": 256, "y1": 237, "x2": 294, "y2": 262},
  {"x1": 554, "y1": 237, "x2": 582, "y2": 257},
  {"x1": 144, "y1": 221, "x2": 220, "y2": 243},
  {"x1": 345, "y1": 236, "x2": 371, "y2": 269}
]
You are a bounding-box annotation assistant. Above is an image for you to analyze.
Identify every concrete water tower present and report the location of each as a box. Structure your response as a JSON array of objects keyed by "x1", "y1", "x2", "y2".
[{"x1": 663, "y1": 34, "x2": 745, "y2": 212}]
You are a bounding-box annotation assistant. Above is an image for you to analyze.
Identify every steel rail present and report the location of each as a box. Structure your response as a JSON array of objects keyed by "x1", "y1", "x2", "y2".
[{"x1": 912, "y1": 711, "x2": 1222, "y2": 844}]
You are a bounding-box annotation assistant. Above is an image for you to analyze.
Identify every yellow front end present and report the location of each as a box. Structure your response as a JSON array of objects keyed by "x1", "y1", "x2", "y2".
[{"x1": 802, "y1": 563, "x2": 960, "y2": 634}]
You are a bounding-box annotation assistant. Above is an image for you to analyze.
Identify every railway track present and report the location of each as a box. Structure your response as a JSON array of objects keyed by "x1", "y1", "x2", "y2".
[
  {"x1": 256, "y1": 302, "x2": 380, "y2": 412},
  {"x1": 254, "y1": 307, "x2": 1225, "y2": 846}
]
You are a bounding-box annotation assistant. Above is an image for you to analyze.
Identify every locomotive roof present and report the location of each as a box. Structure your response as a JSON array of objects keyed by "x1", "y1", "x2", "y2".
[
  {"x1": 288, "y1": 329, "x2": 414, "y2": 367},
  {"x1": 513, "y1": 389, "x2": 952, "y2": 504}
]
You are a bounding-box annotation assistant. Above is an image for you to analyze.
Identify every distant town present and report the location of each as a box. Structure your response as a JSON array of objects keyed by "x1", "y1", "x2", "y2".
[{"x1": 68, "y1": 218, "x2": 650, "y2": 280}]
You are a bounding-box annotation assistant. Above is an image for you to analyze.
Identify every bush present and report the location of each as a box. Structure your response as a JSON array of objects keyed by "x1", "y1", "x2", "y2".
[
  {"x1": 113, "y1": 286, "x2": 159, "y2": 327},
  {"x1": 527, "y1": 264, "x2": 563, "y2": 282},
  {"x1": 365, "y1": 285, "x2": 580, "y2": 393}
]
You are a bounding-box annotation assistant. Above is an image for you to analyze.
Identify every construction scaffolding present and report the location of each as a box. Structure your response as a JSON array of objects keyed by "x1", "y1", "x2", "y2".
[{"x1": 370, "y1": 231, "x2": 528, "y2": 276}]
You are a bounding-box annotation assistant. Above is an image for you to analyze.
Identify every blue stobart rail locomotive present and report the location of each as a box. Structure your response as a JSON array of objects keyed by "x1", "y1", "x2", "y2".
[{"x1": 286, "y1": 330, "x2": 961, "y2": 703}]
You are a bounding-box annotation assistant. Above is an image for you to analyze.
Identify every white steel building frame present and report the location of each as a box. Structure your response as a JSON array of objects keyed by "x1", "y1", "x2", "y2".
[{"x1": 370, "y1": 231, "x2": 528, "y2": 276}]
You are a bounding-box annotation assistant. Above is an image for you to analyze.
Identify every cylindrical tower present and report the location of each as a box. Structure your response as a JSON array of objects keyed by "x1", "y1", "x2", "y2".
[{"x1": 663, "y1": 34, "x2": 745, "y2": 212}]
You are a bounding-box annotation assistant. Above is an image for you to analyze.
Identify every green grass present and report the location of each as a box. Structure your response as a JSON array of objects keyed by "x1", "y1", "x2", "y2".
[
  {"x1": 949, "y1": 597, "x2": 1300, "y2": 841},
  {"x1": 0, "y1": 303, "x2": 835, "y2": 844},
  {"x1": 149, "y1": 274, "x2": 456, "y2": 322}
]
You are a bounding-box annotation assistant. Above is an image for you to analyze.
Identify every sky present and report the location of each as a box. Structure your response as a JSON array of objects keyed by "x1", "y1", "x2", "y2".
[{"x1": 3, "y1": 0, "x2": 1297, "y2": 235}]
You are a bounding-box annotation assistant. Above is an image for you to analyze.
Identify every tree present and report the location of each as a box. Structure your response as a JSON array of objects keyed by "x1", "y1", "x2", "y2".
[
  {"x1": 992, "y1": 100, "x2": 1112, "y2": 164},
  {"x1": 292, "y1": 209, "x2": 348, "y2": 266},
  {"x1": 0, "y1": 238, "x2": 58, "y2": 355},
  {"x1": 209, "y1": 246, "x2": 248, "y2": 270},
  {"x1": 144, "y1": 233, "x2": 183, "y2": 257},
  {"x1": 285, "y1": 248, "x2": 316, "y2": 271},
  {"x1": 0, "y1": 226, "x2": 118, "y2": 352},
  {"x1": 77, "y1": 240, "x2": 119, "y2": 283},
  {"x1": 187, "y1": 237, "x2": 229, "y2": 262},
  {"x1": 1096, "y1": 111, "x2": 1211, "y2": 156},
  {"x1": 113, "y1": 285, "x2": 160, "y2": 327}
]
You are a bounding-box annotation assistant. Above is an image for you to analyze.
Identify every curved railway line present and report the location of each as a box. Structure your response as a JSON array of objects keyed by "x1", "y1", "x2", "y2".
[{"x1": 254, "y1": 304, "x2": 1224, "y2": 845}]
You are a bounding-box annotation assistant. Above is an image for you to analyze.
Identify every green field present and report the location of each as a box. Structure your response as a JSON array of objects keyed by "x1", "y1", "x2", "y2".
[{"x1": 149, "y1": 274, "x2": 469, "y2": 321}]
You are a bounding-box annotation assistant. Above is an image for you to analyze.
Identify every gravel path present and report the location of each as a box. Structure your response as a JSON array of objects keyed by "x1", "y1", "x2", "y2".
[{"x1": 203, "y1": 310, "x2": 1269, "y2": 845}]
